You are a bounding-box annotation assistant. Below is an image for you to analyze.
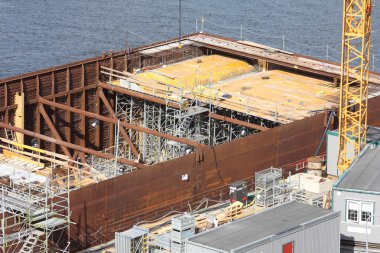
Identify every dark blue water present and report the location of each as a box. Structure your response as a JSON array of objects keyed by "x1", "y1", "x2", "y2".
[{"x1": 1, "y1": 0, "x2": 379, "y2": 79}]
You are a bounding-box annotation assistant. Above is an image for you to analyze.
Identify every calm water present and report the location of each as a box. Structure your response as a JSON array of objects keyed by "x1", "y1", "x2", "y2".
[{"x1": 0, "y1": 0, "x2": 379, "y2": 79}]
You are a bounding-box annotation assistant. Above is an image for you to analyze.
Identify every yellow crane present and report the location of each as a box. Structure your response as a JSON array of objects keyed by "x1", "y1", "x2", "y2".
[{"x1": 337, "y1": 0, "x2": 373, "y2": 172}]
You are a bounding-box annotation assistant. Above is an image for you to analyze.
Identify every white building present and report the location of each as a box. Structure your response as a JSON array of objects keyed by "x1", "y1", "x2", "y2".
[{"x1": 333, "y1": 145, "x2": 380, "y2": 252}]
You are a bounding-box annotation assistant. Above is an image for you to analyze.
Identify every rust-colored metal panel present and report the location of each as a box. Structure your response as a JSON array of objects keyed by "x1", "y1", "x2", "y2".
[
  {"x1": 39, "y1": 73, "x2": 53, "y2": 97},
  {"x1": 0, "y1": 33, "x2": 380, "y2": 251},
  {"x1": 68, "y1": 112, "x2": 327, "y2": 250},
  {"x1": 68, "y1": 96, "x2": 380, "y2": 251}
]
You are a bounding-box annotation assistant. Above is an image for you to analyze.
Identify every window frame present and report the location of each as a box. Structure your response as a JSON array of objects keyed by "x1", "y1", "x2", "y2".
[
  {"x1": 346, "y1": 199, "x2": 374, "y2": 225},
  {"x1": 347, "y1": 200, "x2": 359, "y2": 223}
]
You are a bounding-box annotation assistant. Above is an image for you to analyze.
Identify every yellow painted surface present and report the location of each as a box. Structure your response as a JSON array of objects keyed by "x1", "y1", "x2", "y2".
[
  {"x1": 14, "y1": 92, "x2": 24, "y2": 145},
  {"x1": 337, "y1": 0, "x2": 371, "y2": 172},
  {"x1": 185, "y1": 70, "x2": 340, "y2": 123},
  {"x1": 2, "y1": 149, "x2": 45, "y2": 168},
  {"x1": 137, "y1": 55, "x2": 253, "y2": 89},
  {"x1": 0, "y1": 138, "x2": 47, "y2": 154},
  {"x1": 113, "y1": 56, "x2": 342, "y2": 123},
  {"x1": 211, "y1": 70, "x2": 338, "y2": 119}
]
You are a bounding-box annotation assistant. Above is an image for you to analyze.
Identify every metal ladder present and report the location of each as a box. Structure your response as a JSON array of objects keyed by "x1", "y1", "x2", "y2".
[
  {"x1": 19, "y1": 230, "x2": 44, "y2": 253},
  {"x1": 178, "y1": 116, "x2": 193, "y2": 135},
  {"x1": 4, "y1": 127, "x2": 17, "y2": 149}
]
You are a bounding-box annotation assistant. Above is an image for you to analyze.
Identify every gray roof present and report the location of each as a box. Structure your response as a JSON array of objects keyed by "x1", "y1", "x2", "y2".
[
  {"x1": 188, "y1": 201, "x2": 337, "y2": 252},
  {"x1": 335, "y1": 145, "x2": 380, "y2": 193},
  {"x1": 116, "y1": 226, "x2": 148, "y2": 239}
]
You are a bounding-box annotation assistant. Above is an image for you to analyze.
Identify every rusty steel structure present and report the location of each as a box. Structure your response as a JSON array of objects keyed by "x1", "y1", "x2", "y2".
[{"x1": 1, "y1": 33, "x2": 380, "y2": 251}]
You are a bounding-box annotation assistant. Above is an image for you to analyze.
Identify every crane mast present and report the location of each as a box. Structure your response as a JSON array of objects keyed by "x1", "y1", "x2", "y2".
[{"x1": 337, "y1": 0, "x2": 372, "y2": 172}]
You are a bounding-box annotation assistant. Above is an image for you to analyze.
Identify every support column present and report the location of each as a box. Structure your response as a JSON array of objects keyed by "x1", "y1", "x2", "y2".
[
  {"x1": 66, "y1": 69, "x2": 71, "y2": 144},
  {"x1": 36, "y1": 75, "x2": 41, "y2": 147},
  {"x1": 51, "y1": 72, "x2": 56, "y2": 153},
  {"x1": 81, "y1": 64, "x2": 86, "y2": 148},
  {"x1": 14, "y1": 92, "x2": 25, "y2": 145},
  {"x1": 4, "y1": 83, "x2": 8, "y2": 124}
]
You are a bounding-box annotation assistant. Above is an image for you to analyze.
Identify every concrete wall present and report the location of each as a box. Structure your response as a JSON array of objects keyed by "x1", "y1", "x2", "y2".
[
  {"x1": 333, "y1": 189, "x2": 380, "y2": 243},
  {"x1": 185, "y1": 215, "x2": 340, "y2": 253}
]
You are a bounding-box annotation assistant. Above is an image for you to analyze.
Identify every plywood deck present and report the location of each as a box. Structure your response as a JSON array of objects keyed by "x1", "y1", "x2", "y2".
[
  {"x1": 205, "y1": 70, "x2": 339, "y2": 123},
  {"x1": 137, "y1": 54, "x2": 253, "y2": 89},
  {"x1": 112, "y1": 55, "x2": 343, "y2": 124}
]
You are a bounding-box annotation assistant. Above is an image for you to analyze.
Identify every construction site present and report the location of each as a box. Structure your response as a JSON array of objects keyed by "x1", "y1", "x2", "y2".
[{"x1": 0, "y1": 2, "x2": 380, "y2": 251}]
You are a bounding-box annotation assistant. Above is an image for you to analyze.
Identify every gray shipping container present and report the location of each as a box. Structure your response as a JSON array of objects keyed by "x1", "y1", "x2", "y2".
[
  {"x1": 115, "y1": 226, "x2": 149, "y2": 253},
  {"x1": 186, "y1": 201, "x2": 340, "y2": 253}
]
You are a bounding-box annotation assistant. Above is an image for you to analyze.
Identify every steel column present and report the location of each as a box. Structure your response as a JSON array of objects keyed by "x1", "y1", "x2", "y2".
[{"x1": 39, "y1": 103, "x2": 72, "y2": 158}]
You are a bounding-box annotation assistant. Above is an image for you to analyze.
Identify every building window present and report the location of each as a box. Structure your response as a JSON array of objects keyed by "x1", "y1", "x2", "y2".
[
  {"x1": 347, "y1": 201, "x2": 359, "y2": 223},
  {"x1": 283, "y1": 241, "x2": 294, "y2": 253},
  {"x1": 346, "y1": 200, "x2": 374, "y2": 224},
  {"x1": 361, "y1": 202, "x2": 373, "y2": 223}
]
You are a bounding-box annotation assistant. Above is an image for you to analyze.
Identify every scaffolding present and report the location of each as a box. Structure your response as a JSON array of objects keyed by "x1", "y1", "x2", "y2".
[
  {"x1": 170, "y1": 214, "x2": 195, "y2": 253},
  {"x1": 255, "y1": 167, "x2": 284, "y2": 208},
  {"x1": 96, "y1": 52, "x2": 281, "y2": 176},
  {"x1": 290, "y1": 189, "x2": 326, "y2": 208},
  {"x1": 0, "y1": 138, "x2": 95, "y2": 253},
  {"x1": 164, "y1": 104, "x2": 210, "y2": 160}
]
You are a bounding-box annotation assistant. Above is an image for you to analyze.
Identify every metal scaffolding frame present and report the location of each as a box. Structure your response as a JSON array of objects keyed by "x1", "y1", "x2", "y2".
[
  {"x1": 94, "y1": 51, "x2": 281, "y2": 176},
  {"x1": 164, "y1": 103, "x2": 210, "y2": 160},
  {"x1": 255, "y1": 167, "x2": 284, "y2": 208},
  {"x1": 0, "y1": 140, "x2": 73, "y2": 253}
]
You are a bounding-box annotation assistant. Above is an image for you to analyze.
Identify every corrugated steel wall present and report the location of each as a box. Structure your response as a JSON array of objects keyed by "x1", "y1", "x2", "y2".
[
  {"x1": 68, "y1": 112, "x2": 330, "y2": 250},
  {"x1": 68, "y1": 96, "x2": 380, "y2": 251}
]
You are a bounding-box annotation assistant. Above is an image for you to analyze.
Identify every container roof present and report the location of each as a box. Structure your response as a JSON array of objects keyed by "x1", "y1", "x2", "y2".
[
  {"x1": 335, "y1": 145, "x2": 380, "y2": 193},
  {"x1": 188, "y1": 201, "x2": 337, "y2": 253},
  {"x1": 117, "y1": 226, "x2": 148, "y2": 239},
  {"x1": 329, "y1": 126, "x2": 380, "y2": 145}
]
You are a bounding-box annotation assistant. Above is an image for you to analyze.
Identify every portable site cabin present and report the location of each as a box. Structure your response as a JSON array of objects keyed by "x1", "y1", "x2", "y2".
[
  {"x1": 333, "y1": 144, "x2": 380, "y2": 252},
  {"x1": 186, "y1": 201, "x2": 340, "y2": 253}
]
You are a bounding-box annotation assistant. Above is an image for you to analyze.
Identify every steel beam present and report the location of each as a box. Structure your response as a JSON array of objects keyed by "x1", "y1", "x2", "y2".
[
  {"x1": 0, "y1": 122, "x2": 146, "y2": 169},
  {"x1": 79, "y1": 152, "x2": 88, "y2": 165},
  {"x1": 66, "y1": 68, "x2": 72, "y2": 145},
  {"x1": 38, "y1": 97, "x2": 206, "y2": 149},
  {"x1": 0, "y1": 84, "x2": 97, "y2": 113},
  {"x1": 51, "y1": 72, "x2": 56, "y2": 153},
  {"x1": 209, "y1": 113, "x2": 269, "y2": 131},
  {"x1": 95, "y1": 62, "x2": 101, "y2": 148},
  {"x1": 97, "y1": 88, "x2": 140, "y2": 157},
  {"x1": 38, "y1": 103, "x2": 73, "y2": 159},
  {"x1": 98, "y1": 81, "x2": 181, "y2": 109},
  {"x1": 81, "y1": 64, "x2": 86, "y2": 147},
  {"x1": 4, "y1": 83, "x2": 8, "y2": 124},
  {"x1": 36, "y1": 75, "x2": 41, "y2": 147}
]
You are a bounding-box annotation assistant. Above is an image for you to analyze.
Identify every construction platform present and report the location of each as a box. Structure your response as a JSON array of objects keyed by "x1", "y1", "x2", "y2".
[
  {"x1": 1, "y1": 33, "x2": 380, "y2": 252},
  {"x1": 112, "y1": 54, "x2": 342, "y2": 123}
]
